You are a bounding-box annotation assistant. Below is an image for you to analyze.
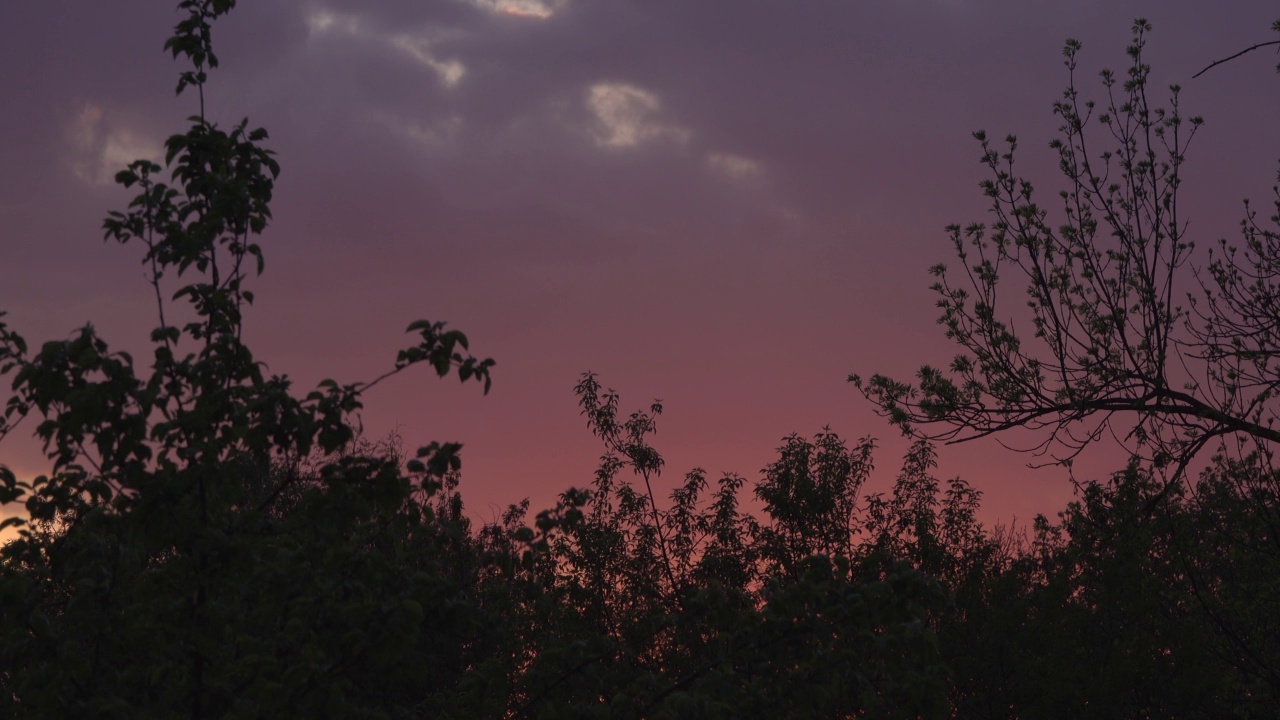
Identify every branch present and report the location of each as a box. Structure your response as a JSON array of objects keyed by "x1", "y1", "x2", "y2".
[
  {"x1": 1140, "y1": 430, "x2": 1216, "y2": 518},
  {"x1": 1193, "y1": 40, "x2": 1280, "y2": 79}
]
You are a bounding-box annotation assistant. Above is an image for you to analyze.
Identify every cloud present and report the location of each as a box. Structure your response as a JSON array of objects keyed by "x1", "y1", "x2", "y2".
[
  {"x1": 707, "y1": 152, "x2": 762, "y2": 182},
  {"x1": 586, "y1": 83, "x2": 689, "y2": 149},
  {"x1": 69, "y1": 103, "x2": 163, "y2": 186},
  {"x1": 306, "y1": 6, "x2": 466, "y2": 88},
  {"x1": 461, "y1": 0, "x2": 565, "y2": 20},
  {"x1": 390, "y1": 34, "x2": 467, "y2": 87},
  {"x1": 306, "y1": 7, "x2": 362, "y2": 35}
]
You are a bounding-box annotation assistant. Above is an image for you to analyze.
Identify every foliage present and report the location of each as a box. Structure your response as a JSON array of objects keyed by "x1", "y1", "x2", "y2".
[
  {"x1": 501, "y1": 375, "x2": 953, "y2": 719},
  {"x1": 554, "y1": 378, "x2": 1280, "y2": 718},
  {"x1": 938, "y1": 458, "x2": 1280, "y2": 718},
  {"x1": 0, "y1": 2, "x2": 497, "y2": 717}
]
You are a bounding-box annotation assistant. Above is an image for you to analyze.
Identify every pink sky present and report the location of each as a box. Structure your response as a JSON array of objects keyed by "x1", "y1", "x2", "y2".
[{"x1": 3, "y1": 0, "x2": 1278, "y2": 527}]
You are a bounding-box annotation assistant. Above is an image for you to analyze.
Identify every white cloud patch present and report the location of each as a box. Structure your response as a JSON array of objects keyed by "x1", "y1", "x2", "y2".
[
  {"x1": 69, "y1": 103, "x2": 163, "y2": 186},
  {"x1": 462, "y1": 0, "x2": 565, "y2": 19},
  {"x1": 390, "y1": 34, "x2": 466, "y2": 87},
  {"x1": 307, "y1": 6, "x2": 466, "y2": 88},
  {"x1": 707, "y1": 152, "x2": 762, "y2": 182},
  {"x1": 587, "y1": 83, "x2": 689, "y2": 149},
  {"x1": 306, "y1": 7, "x2": 361, "y2": 35}
]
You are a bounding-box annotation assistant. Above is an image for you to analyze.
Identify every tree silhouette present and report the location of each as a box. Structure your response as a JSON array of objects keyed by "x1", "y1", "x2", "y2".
[
  {"x1": 853, "y1": 19, "x2": 1280, "y2": 503},
  {"x1": 851, "y1": 17, "x2": 1280, "y2": 715},
  {"x1": 0, "y1": 2, "x2": 497, "y2": 716}
]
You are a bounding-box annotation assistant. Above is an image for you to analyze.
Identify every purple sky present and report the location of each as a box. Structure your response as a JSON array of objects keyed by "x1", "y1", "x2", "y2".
[{"x1": 3, "y1": 0, "x2": 1278, "y2": 527}]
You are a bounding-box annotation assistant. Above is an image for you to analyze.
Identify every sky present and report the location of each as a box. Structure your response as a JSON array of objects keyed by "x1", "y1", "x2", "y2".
[{"x1": 2, "y1": 0, "x2": 1278, "y2": 528}]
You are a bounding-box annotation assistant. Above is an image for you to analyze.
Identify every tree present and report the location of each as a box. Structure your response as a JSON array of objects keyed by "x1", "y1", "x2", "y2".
[
  {"x1": 848, "y1": 18, "x2": 1280, "y2": 715},
  {"x1": 932, "y1": 457, "x2": 1280, "y2": 718},
  {"x1": 516, "y1": 374, "x2": 959, "y2": 719},
  {"x1": 0, "y1": 2, "x2": 500, "y2": 716},
  {"x1": 852, "y1": 19, "x2": 1280, "y2": 499}
]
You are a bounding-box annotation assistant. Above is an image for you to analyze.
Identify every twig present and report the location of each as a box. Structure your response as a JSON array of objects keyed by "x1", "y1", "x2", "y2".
[{"x1": 1193, "y1": 40, "x2": 1280, "y2": 79}]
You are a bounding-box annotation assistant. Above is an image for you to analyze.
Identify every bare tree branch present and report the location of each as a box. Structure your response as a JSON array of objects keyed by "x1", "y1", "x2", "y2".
[{"x1": 1193, "y1": 39, "x2": 1280, "y2": 79}]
